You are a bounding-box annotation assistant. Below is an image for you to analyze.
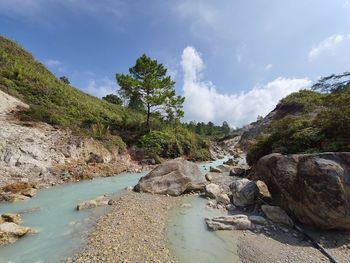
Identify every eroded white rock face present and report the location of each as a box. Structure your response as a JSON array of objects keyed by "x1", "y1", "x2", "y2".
[{"x1": 0, "y1": 90, "x2": 132, "y2": 189}]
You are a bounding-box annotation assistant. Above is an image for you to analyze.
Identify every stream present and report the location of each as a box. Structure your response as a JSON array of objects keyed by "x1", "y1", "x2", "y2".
[{"x1": 0, "y1": 157, "x2": 239, "y2": 263}]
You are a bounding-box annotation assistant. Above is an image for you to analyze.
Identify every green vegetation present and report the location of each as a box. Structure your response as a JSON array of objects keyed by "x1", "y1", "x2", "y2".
[
  {"x1": 247, "y1": 86, "x2": 350, "y2": 165},
  {"x1": 102, "y1": 94, "x2": 123, "y2": 105},
  {"x1": 116, "y1": 54, "x2": 185, "y2": 129},
  {"x1": 139, "y1": 126, "x2": 210, "y2": 162},
  {"x1": 0, "y1": 35, "x2": 212, "y2": 161},
  {"x1": 59, "y1": 76, "x2": 70, "y2": 85},
  {"x1": 184, "y1": 121, "x2": 231, "y2": 138}
]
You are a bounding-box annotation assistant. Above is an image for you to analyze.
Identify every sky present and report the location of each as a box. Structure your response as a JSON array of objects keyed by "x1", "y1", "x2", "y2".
[{"x1": 0, "y1": 0, "x2": 349, "y2": 127}]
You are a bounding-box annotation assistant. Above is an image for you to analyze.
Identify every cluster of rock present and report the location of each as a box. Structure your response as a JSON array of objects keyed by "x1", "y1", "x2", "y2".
[
  {"x1": 204, "y1": 176, "x2": 293, "y2": 231},
  {"x1": 0, "y1": 213, "x2": 32, "y2": 245},
  {"x1": 0, "y1": 182, "x2": 38, "y2": 202}
]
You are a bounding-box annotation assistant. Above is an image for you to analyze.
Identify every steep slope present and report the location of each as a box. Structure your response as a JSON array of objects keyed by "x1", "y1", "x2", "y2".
[{"x1": 0, "y1": 35, "x2": 143, "y2": 147}]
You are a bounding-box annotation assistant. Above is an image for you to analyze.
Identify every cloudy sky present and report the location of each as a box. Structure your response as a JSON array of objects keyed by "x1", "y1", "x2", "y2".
[{"x1": 0, "y1": 0, "x2": 349, "y2": 127}]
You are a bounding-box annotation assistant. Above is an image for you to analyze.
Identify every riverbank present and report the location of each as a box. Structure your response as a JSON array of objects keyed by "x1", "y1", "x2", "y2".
[
  {"x1": 68, "y1": 187, "x2": 350, "y2": 263},
  {"x1": 70, "y1": 191, "x2": 181, "y2": 263}
]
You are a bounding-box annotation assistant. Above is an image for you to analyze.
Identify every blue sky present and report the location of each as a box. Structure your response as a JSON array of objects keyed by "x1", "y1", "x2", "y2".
[{"x1": 1, "y1": 0, "x2": 350, "y2": 127}]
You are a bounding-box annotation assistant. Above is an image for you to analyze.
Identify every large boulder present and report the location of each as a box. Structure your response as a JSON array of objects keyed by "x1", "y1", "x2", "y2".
[
  {"x1": 230, "y1": 178, "x2": 259, "y2": 207},
  {"x1": 134, "y1": 159, "x2": 207, "y2": 196},
  {"x1": 255, "y1": 152, "x2": 350, "y2": 229}
]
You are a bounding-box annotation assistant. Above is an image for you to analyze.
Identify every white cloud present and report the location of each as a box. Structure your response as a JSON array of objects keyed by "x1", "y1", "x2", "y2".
[
  {"x1": 309, "y1": 34, "x2": 350, "y2": 59},
  {"x1": 265, "y1": 64, "x2": 273, "y2": 71},
  {"x1": 45, "y1": 59, "x2": 62, "y2": 67},
  {"x1": 181, "y1": 46, "x2": 311, "y2": 127},
  {"x1": 85, "y1": 77, "x2": 117, "y2": 98},
  {"x1": 344, "y1": 1, "x2": 350, "y2": 7}
]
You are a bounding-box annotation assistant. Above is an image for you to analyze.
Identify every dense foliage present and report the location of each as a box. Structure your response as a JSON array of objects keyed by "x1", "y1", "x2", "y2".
[
  {"x1": 0, "y1": 36, "x2": 211, "y2": 160},
  {"x1": 247, "y1": 87, "x2": 350, "y2": 165},
  {"x1": 116, "y1": 54, "x2": 185, "y2": 129}
]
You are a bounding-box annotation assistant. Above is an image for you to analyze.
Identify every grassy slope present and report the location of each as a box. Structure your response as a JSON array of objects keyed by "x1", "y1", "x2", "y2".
[
  {"x1": 0, "y1": 36, "x2": 211, "y2": 160},
  {"x1": 0, "y1": 35, "x2": 145, "y2": 152},
  {"x1": 247, "y1": 88, "x2": 350, "y2": 165}
]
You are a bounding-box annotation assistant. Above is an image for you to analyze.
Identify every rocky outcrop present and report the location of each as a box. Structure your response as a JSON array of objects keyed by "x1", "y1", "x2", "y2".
[
  {"x1": 256, "y1": 152, "x2": 350, "y2": 229},
  {"x1": 134, "y1": 159, "x2": 207, "y2": 196},
  {"x1": 0, "y1": 90, "x2": 138, "y2": 194},
  {"x1": 237, "y1": 103, "x2": 305, "y2": 151},
  {"x1": 0, "y1": 182, "x2": 38, "y2": 202},
  {"x1": 0, "y1": 222, "x2": 32, "y2": 245},
  {"x1": 230, "y1": 179, "x2": 258, "y2": 207},
  {"x1": 206, "y1": 215, "x2": 253, "y2": 231}
]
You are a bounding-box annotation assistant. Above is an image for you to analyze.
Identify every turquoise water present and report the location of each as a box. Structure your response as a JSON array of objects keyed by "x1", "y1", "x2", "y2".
[
  {"x1": 167, "y1": 197, "x2": 240, "y2": 263},
  {"x1": 0, "y1": 172, "x2": 145, "y2": 263},
  {"x1": 167, "y1": 156, "x2": 240, "y2": 263},
  {"x1": 0, "y1": 156, "x2": 235, "y2": 263}
]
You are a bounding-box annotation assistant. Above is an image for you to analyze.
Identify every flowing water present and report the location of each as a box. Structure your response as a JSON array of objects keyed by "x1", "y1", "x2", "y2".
[
  {"x1": 167, "y1": 156, "x2": 240, "y2": 263},
  {"x1": 0, "y1": 172, "x2": 145, "y2": 263},
  {"x1": 0, "y1": 157, "x2": 238, "y2": 263}
]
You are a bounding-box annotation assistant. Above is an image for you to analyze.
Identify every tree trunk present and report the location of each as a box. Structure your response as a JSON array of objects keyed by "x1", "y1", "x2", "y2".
[{"x1": 146, "y1": 104, "x2": 151, "y2": 130}]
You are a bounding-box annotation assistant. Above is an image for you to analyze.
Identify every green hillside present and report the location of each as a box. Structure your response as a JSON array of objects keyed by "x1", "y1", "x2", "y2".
[
  {"x1": 247, "y1": 87, "x2": 350, "y2": 165},
  {"x1": 0, "y1": 36, "x2": 211, "y2": 160}
]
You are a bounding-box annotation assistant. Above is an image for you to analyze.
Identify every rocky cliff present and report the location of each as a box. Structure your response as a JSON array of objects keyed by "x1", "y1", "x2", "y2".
[{"x1": 0, "y1": 90, "x2": 139, "y2": 195}]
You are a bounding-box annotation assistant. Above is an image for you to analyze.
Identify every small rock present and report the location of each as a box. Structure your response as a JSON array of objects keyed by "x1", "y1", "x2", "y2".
[
  {"x1": 205, "y1": 183, "x2": 222, "y2": 199},
  {"x1": 249, "y1": 215, "x2": 267, "y2": 225},
  {"x1": 217, "y1": 193, "x2": 230, "y2": 205},
  {"x1": 226, "y1": 204, "x2": 236, "y2": 211},
  {"x1": 216, "y1": 164, "x2": 231, "y2": 173},
  {"x1": 206, "y1": 215, "x2": 253, "y2": 231},
  {"x1": 205, "y1": 173, "x2": 213, "y2": 182},
  {"x1": 209, "y1": 166, "x2": 222, "y2": 173},
  {"x1": 1, "y1": 213, "x2": 22, "y2": 224},
  {"x1": 180, "y1": 203, "x2": 192, "y2": 208}
]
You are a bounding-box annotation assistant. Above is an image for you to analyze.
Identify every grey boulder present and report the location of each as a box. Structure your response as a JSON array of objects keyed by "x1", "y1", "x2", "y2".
[{"x1": 134, "y1": 159, "x2": 207, "y2": 196}]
